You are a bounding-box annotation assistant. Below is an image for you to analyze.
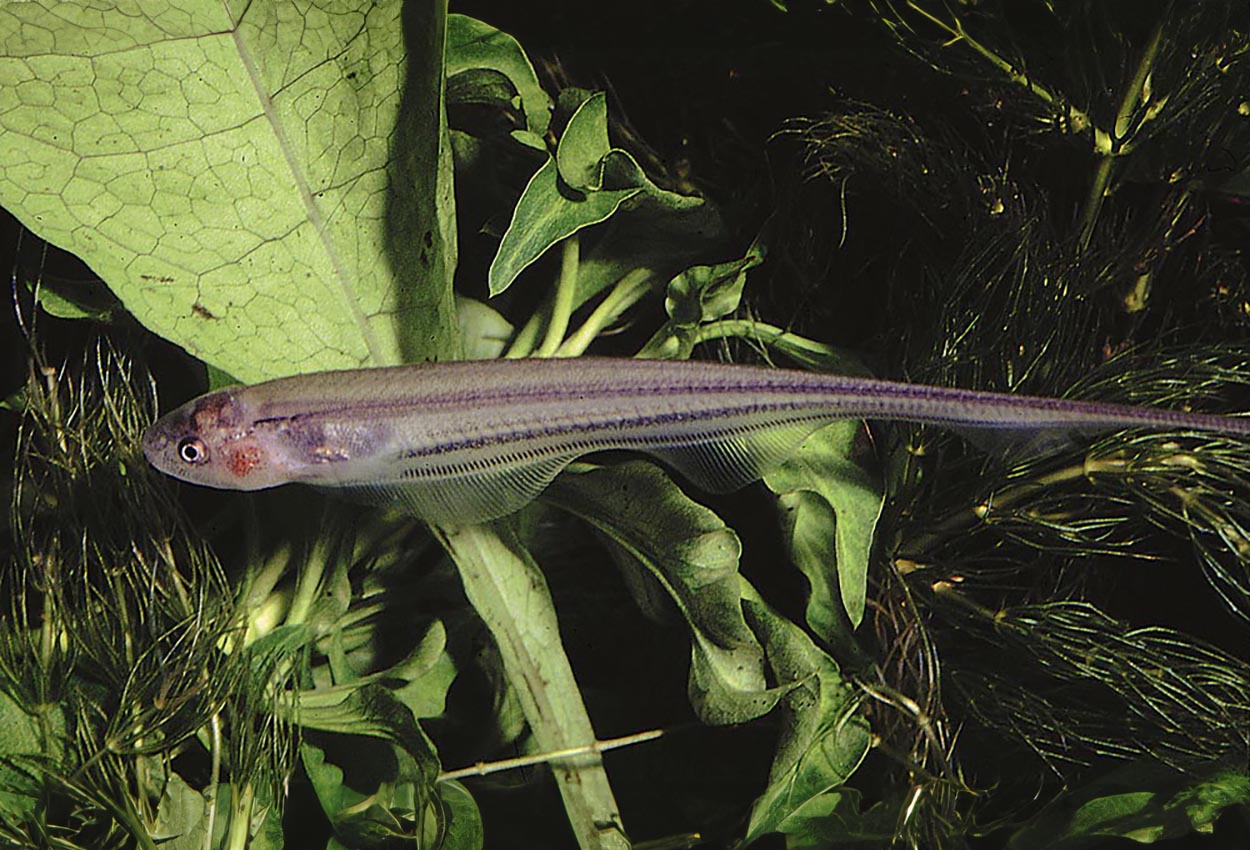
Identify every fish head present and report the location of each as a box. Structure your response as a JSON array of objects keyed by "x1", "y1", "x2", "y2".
[{"x1": 143, "y1": 388, "x2": 280, "y2": 491}]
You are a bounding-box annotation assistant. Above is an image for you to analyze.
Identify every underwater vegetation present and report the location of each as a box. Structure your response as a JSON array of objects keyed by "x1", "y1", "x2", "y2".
[{"x1": 1, "y1": 1, "x2": 1249, "y2": 848}]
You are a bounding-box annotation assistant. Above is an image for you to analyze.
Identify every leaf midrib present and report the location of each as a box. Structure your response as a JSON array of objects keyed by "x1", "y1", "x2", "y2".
[{"x1": 228, "y1": 13, "x2": 385, "y2": 366}]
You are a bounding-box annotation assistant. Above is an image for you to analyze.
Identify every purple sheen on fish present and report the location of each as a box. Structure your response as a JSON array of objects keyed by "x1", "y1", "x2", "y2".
[{"x1": 141, "y1": 357, "x2": 1250, "y2": 524}]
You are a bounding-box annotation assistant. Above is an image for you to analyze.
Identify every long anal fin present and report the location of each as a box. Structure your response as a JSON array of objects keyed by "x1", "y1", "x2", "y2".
[
  {"x1": 950, "y1": 423, "x2": 1083, "y2": 459},
  {"x1": 322, "y1": 420, "x2": 837, "y2": 523},
  {"x1": 645, "y1": 421, "x2": 831, "y2": 493},
  {"x1": 325, "y1": 453, "x2": 580, "y2": 526}
]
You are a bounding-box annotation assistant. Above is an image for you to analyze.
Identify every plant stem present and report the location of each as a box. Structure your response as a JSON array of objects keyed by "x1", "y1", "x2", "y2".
[
  {"x1": 691, "y1": 318, "x2": 838, "y2": 355},
  {"x1": 1076, "y1": 154, "x2": 1116, "y2": 253},
  {"x1": 905, "y1": 2, "x2": 1075, "y2": 116},
  {"x1": 435, "y1": 522, "x2": 629, "y2": 850},
  {"x1": 505, "y1": 304, "x2": 547, "y2": 359},
  {"x1": 438, "y1": 728, "x2": 666, "y2": 781},
  {"x1": 557, "y1": 268, "x2": 654, "y2": 357},
  {"x1": 202, "y1": 713, "x2": 222, "y2": 850},
  {"x1": 896, "y1": 453, "x2": 1129, "y2": 561},
  {"x1": 537, "y1": 237, "x2": 581, "y2": 357},
  {"x1": 242, "y1": 541, "x2": 292, "y2": 613},
  {"x1": 905, "y1": 0, "x2": 1157, "y2": 250},
  {"x1": 284, "y1": 508, "x2": 337, "y2": 627},
  {"x1": 224, "y1": 782, "x2": 254, "y2": 850},
  {"x1": 1077, "y1": 16, "x2": 1166, "y2": 249}
]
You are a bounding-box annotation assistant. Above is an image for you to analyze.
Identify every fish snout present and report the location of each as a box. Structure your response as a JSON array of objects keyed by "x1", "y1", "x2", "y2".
[
  {"x1": 141, "y1": 423, "x2": 170, "y2": 462},
  {"x1": 141, "y1": 407, "x2": 196, "y2": 477}
]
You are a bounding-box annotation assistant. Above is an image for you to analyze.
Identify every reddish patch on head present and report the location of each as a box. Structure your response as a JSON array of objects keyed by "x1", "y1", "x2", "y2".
[
  {"x1": 192, "y1": 393, "x2": 237, "y2": 431},
  {"x1": 227, "y1": 442, "x2": 264, "y2": 478}
]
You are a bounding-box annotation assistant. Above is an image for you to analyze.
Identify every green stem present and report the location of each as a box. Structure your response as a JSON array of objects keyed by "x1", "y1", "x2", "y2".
[
  {"x1": 1113, "y1": 17, "x2": 1166, "y2": 144},
  {"x1": 435, "y1": 522, "x2": 629, "y2": 850},
  {"x1": 439, "y1": 728, "x2": 666, "y2": 782},
  {"x1": 284, "y1": 508, "x2": 337, "y2": 627},
  {"x1": 241, "y1": 541, "x2": 292, "y2": 613},
  {"x1": 690, "y1": 318, "x2": 838, "y2": 356},
  {"x1": 224, "y1": 782, "x2": 254, "y2": 850},
  {"x1": 557, "y1": 269, "x2": 654, "y2": 357},
  {"x1": 505, "y1": 304, "x2": 547, "y2": 359},
  {"x1": 1076, "y1": 154, "x2": 1116, "y2": 252},
  {"x1": 537, "y1": 237, "x2": 581, "y2": 357},
  {"x1": 896, "y1": 453, "x2": 1128, "y2": 561},
  {"x1": 201, "y1": 713, "x2": 222, "y2": 850},
  {"x1": 1077, "y1": 17, "x2": 1166, "y2": 249},
  {"x1": 905, "y1": 1, "x2": 1074, "y2": 116}
]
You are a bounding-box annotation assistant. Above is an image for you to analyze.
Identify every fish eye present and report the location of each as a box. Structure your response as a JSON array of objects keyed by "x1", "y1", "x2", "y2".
[{"x1": 177, "y1": 437, "x2": 208, "y2": 465}]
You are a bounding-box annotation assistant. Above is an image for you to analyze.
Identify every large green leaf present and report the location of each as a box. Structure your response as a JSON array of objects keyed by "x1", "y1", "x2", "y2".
[
  {"x1": 297, "y1": 684, "x2": 449, "y2": 848},
  {"x1": 546, "y1": 461, "x2": 786, "y2": 725},
  {"x1": 739, "y1": 593, "x2": 872, "y2": 846},
  {"x1": 435, "y1": 521, "x2": 630, "y2": 850},
  {"x1": 0, "y1": 0, "x2": 460, "y2": 381},
  {"x1": 446, "y1": 14, "x2": 550, "y2": 141},
  {"x1": 1008, "y1": 761, "x2": 1250, "y2": 850},
  {"x1": 488, "y1": 90, "x2": 722, "y2": 298},
  {"x1": 0, "y1": 689, "x2": 65, "y2": 824},
  {"x1": 764, "y1": 419, "x2": 884, "y2": 631}
]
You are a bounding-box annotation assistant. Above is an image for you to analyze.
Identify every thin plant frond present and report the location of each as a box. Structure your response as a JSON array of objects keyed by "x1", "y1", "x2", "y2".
[{"x1": 1, "y1": 342, "x2": 291, "y2": 848}]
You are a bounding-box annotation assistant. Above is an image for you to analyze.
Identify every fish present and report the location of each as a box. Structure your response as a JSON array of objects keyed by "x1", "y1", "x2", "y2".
[{"x1": 142, "y1": 357, "x2": 1250, "y2": 525}]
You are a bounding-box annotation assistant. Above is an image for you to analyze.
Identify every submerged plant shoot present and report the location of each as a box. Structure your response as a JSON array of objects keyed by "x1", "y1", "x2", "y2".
[{"x1": 1, "y1": 1, "x2": 1249, "y2": 848}]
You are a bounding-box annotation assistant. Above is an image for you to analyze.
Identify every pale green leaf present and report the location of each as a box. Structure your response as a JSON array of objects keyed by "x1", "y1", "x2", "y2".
[
  {"x1": 34, "y1": 288, "x2": 92, "y2": 320},
  {"x1": 771, "y1": 787, "x2": 898, "y2": 849},
  {"x1": 764, "y1": 419, "x2": 884, "y2": 630},
  {"x1": 0, "y1": 690, "x2": 65, "y2": 823},
  {"x1": 389, "y1": 620, "x2": 459, "y2": 720},
  {"x1": 456, "y1": 295, "x2": 514, "y2": 360},
  {"x1": 151, "y1": 770, "x2": 220, "y2": 850},
  {"x1": 487, "y1": 155, "x2": 639, "y2": 297},
  {"x1": 306, "y1": 618, "x2": 455, "y2": 720},
  {"x1": 27, "y1": 277, "x2": 118, "y2": 321},
  {"x1": 1009, "y1": 761, "x2": 1250, "y2": 850},
  {"x1": 435, "y1": 521, "x2": 629, "y2": 850},
  {"x1": 437, "y1": 781, "x2": 485, "y2": 850},
  {"x1": 446, "y1": 14, "x2": 550, "y2": 137},
  {"x1": 739, "y1": 593, "x2": 872, "y2": 846},
  {"x1": 545, "y1": 461, "x2": 785, "y2": 725},
  {"x1": 487, "y1": 89, "x2": 723, "y2": 299},
  {"x1": 0, "y1": 0, "x2": 460, "y2": 381}
]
